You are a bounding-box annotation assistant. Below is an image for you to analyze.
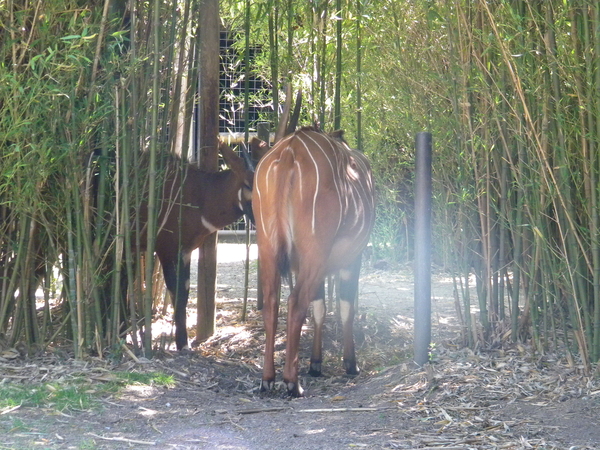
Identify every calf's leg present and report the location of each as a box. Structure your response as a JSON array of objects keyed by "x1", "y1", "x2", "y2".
[{"x1": 161, "y1": 252, "x2": 191, "y2": 351}]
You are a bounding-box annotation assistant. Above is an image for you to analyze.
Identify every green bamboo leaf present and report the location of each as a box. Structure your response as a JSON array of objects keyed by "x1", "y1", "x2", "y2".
[{"x1": 29, "y1": 54, "x2": 43, "y2": 72}]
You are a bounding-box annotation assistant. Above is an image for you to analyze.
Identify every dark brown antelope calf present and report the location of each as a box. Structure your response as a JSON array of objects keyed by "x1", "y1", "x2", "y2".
[
  {"x1": 253, "y1": 127, "x2": 375, "y2": 396},
  {"x1": 137, "y1": 143, "x2": 253, "y2": 351}
]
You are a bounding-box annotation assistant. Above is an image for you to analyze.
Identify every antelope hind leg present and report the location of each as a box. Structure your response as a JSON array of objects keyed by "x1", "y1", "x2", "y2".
[
  {"x1": 309, "y1": 282, "x2": 326, "y2": 377},
  {"x1": 260, "y1": 261, "x2": 281, "y2": 392},
  {"x1": 339, "y1": 259, "x2": 362, "y2": 375}
]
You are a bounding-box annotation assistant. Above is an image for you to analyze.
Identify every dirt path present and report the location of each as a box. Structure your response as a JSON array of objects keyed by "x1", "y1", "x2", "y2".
[{"x1": 1, "y1": 243, "x2": 599, "y2": 449}]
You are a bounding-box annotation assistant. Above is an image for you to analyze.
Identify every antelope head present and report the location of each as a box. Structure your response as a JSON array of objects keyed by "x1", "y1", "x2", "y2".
[{"x1": 219, "y1": 141, "x2": 255, "y2": 222}]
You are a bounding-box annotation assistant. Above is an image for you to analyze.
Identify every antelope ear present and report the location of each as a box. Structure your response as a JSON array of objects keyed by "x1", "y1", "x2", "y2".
[
  {"x1": 219, "y1": 141, "x2": 245, "y2": 171},
  {"x1": 330, "y1": 129, "x2": 347, "y2": 144},
  {"x1": 250, "y1": 137, "x2": 269, "y2": 162}
]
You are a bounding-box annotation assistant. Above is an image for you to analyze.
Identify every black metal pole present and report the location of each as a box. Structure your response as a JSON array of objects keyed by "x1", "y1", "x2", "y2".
[{"x1": 414, "y1": 132, "x2": 432, "y2": 366}]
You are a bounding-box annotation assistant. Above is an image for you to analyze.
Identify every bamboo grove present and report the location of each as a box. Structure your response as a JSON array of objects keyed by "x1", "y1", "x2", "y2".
[
  {"x1": 0, "y1": 0, "x2": 202, "y2": 357},
  {"x1": 2, "y1": 0, "x2": 600, "y2": 369}
]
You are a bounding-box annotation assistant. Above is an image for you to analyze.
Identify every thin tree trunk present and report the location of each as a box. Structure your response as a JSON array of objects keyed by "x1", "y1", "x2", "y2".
[{"x1": 195, "y1": 0, "x2": 220, "y2": 343}]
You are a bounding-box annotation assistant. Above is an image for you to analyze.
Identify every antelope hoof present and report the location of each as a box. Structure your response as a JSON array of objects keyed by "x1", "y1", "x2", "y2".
[
  {"x1": 285, "y1": 381, "x2": 304, "y2": 397},
  {"x1": 176, "y1": 340, "x2": 190, "y2": 352},
  {"x1": 179, "y1": 345, "x2": 191, "y2": 354},
  {"x1": 308, "y1": 361, "x2": 322, "y2": 377},
  {"x1": 343, "y1": 358, "x2": 360, "y2": 376},
  {"x1": 260, "y1": 379, "x2": 275, "y2": 392}
]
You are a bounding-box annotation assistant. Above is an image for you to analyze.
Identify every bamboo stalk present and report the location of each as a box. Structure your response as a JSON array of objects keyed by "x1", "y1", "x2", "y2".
[
  {"x1": 355, "y1": 0, "x2": 362, "y2": 151},
  {"x1": 169, "y1": 0, "x2": 193, "y2": 157},
  {"x1": 127, "y1": 0, "x2": 141, "y2": 352},
  {"x1": 286, "y1": 0, "x2": 293, "y2": 82},
  {"x1": 591, "y1": 0, "x2": 600, "y2": 361},
  {"x1": 333, "y1": 0, "x2": 342, "y2": 130},
  {"x1": 112, "y1": 84, "x2": 125, "y2": 348},
  {"x1": 143, "y1": 0, "x2": 163, "y2": 357},
  {"x1": 0, "y1": 217, "x2": 28, "y2": 332},
  {"x1": 268, "y1": 0, "x2": 279, "y2": 131},
  {"x1": 241, "y1": 0, "x2": 252, "y2": 322},
  {"x1": 318, "y1": 0, "x2": 329, "y2": 127},
  {"x1": 24, "y1": 216, "x2": 41, "y2": 345}
]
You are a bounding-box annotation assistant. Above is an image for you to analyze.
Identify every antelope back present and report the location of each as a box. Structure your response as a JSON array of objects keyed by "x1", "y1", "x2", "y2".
[{"x1": 253, "y1": 127, "x2": 374, "y2": 274}]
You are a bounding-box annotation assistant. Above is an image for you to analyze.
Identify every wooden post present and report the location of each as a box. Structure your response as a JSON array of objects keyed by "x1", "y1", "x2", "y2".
[{"x1": 195, "y1": 0, "x2": 220, "y2": 343}]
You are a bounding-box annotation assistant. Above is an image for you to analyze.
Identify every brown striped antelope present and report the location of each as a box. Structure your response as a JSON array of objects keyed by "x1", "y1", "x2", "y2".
[
  {"x1": 136, "y1": 142, "x2": 254, "y2": 351},
  {"x1": 253, "y1": 127, "x2": 375, "y2": 396}
]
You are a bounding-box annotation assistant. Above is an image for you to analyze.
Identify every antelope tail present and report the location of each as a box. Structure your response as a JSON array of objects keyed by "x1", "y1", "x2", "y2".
[{"x1": 273, "y1": 146, "x2": 297, "y2": 280}]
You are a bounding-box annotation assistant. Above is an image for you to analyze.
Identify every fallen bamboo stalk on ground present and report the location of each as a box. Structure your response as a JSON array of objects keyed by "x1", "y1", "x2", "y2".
[
  {"x1": 1, "y1": 404, "x2": 21, "y2": 415},
  {"x1": 236, "y1": 407, "x2": 287, "y2": 414},
  {"x1": 297, "y1": 407, "x2": 394, "y2": 413},
  {"x1": 87, "y1": 433, "x2": 156, "y2": 446},
  {"x1": 234, "y1": 406, "x2": 394, "y2": 415}
]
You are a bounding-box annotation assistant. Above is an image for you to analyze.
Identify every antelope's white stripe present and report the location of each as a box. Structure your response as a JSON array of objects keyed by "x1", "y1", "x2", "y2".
[
  {"x1": 201, "y1": 216, "x2": 219, "y2": 234},
  {"x1": 304, "y1": 133, "x2": 344, "y2": 234},
  {"x1": 297, "y1": 136, "x2": 321, "y2": 234}
]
